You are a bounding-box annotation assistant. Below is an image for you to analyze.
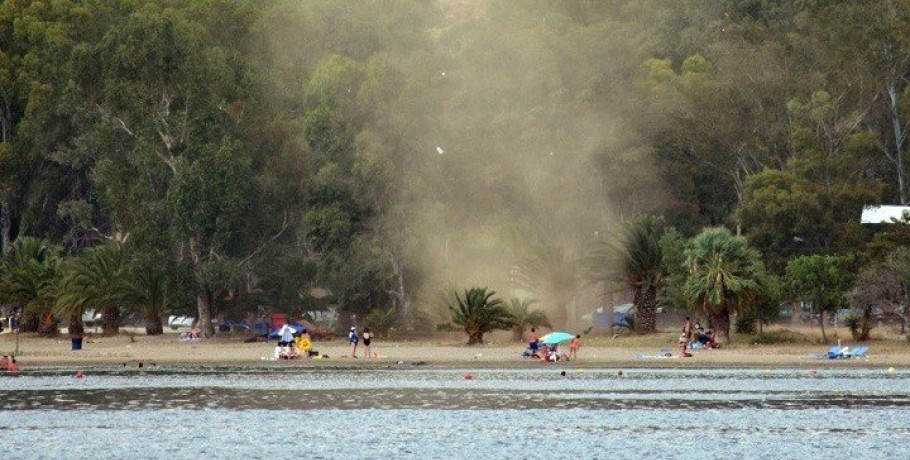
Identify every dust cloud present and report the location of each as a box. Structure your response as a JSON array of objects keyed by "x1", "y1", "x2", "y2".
[{"x1": 255, "y1": 1, "x2": 668, "y2": 325}]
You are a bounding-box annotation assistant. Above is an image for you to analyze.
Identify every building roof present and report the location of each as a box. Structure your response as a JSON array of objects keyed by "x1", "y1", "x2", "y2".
[{"x1": 861, "y1": 205, "x2": 910, "y2": 224}]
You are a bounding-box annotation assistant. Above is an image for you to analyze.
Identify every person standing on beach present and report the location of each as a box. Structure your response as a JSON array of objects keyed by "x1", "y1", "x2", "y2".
[
  {"x1": 568, "y1": 335, "x2": 581, "y2": 360},
  {"x1": 683, "y1": 317, "x2": 693, "y2": 343},
  {"x1": 7, "y1": 357, "x2": 18, "y2": 372},
  {"x1": 678, "y1": 332, "x2": 692, "y2": 358},
  {"x1": 349, "y1": 327, "x2": 359, "y2": 358},
  {"x1": 362, "y1": 327, "x2": 373, "y2": 358},
  {"x1": 527, "y1": 327, "x2": 540, "y2": 357}
]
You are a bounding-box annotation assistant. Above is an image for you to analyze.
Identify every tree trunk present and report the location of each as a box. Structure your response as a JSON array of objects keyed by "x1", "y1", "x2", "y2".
[
  {"x1": 38, "y1": 311, "x2": 59, "y2": 336},
  {"x1": 714, "y1": 308, "x2": 731, "y2": 342},
  {"x1": 101, "y1": 306, "x2": 120, "y2": 336},
  {"x1": 636, "y1": 286, "x2": 658, "y2": 333},
  {"x1": 20, "y1": 308, "x2": 40, "y2": 332},
  {"x1": 196, "y1": 290, "x2": 215, "y2": 338},
  {"x1": 145, "y1": 306, "x2": 164, "y2": 336},
  {"x1": 818, "y1": 310, "x2": 827, "y2": 343},
  {"x1": 860, "y1": 305, "x2": 873, "y2": 341},
  {"x1": 68, "y1": 315, "x2": 84, "y2": 336},
  {"x1": 887, "y1": 82, "x2": 908, "y2": 205},
  {"x1": 389, "y1": 253, "x2": 411, "y2": 330},
  {"x1": 512, "y1": 325, "x2": 524, "y2": 343},
  {"x1": 0, "y1": 202, "x2": 11, "y2": 255},
  {"x1": 467, "y1": 330, "x2": 484, "y2": 345}
]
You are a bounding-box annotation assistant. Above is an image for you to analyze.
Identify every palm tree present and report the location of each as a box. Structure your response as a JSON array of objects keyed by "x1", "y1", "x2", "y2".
[
  {"x1": 586, "y1": 215, "x2": 666, "y2": 333},
  {"x1": 129, "y1": 250, "x2": 182, "y2": 335},
  {"x1": 506, "y1": 297, "x2": 552, "y2": 342},
  {"x1": 684, "y1": 227, "x2": 765, "y2": 342},
  {"x1": 447, "y1": 287, "x2": 513, "y2": 345},
  {"x1": 621, "y1": 215, "x2": 667, "y2": 333},
  {"x1": 0, "y1": 237, "x2": 60, "y2": 335},
  {"x1": 54, "y1": 243, "x2": 134, "y2": 336}
]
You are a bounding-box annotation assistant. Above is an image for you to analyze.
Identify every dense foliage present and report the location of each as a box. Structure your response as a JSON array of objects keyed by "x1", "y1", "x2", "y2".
[{"x1": 1, "y1": 1, "x2": 908, "y2": 339}]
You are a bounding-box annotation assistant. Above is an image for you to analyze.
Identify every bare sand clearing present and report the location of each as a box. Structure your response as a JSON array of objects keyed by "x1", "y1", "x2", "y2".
[{"x1": 2, "y1": 328, "x2": 909, "y2": 369}]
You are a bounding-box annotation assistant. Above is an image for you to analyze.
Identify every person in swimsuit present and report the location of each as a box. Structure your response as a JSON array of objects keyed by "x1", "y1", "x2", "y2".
[
  {"x1": 568, "y1": 335, "x2": 581, "y2": 360},
  {"x1": 362, "y1": 327, "x2": 373, "y2": 358},
  {"x1": 679, "y1": 332, "x2": 692, "y2": 357},
  {"x1": 683, "y1": 317, "x2": 693, "y2": 343}
]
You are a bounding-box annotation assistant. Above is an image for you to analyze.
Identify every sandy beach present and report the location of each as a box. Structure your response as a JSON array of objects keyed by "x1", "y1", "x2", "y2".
[{"x1": 3, "y1": 328, "x2": 909, "y2": 369}]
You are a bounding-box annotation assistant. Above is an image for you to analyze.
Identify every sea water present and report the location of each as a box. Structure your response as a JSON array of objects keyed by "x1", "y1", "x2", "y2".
[{"x1": 1, "y1": 367, "x2": 909, "y2": 459}]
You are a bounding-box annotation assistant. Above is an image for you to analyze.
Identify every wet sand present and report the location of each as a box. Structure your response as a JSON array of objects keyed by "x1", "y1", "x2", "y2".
[{"x1": 2, "y1": 330, "x2": 909, "y2": 369}]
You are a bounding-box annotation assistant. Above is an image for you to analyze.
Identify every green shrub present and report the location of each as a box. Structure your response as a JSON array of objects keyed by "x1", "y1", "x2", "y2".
[
  {"x1": 844, "y1": 314, "x2": 860, "y2": 339},
  {"x1": 734, "y1": 313, "x2": 756, "y2": 335},
  {"x1": 749, "y1": 329, "x2": 814, "y2": 344}
]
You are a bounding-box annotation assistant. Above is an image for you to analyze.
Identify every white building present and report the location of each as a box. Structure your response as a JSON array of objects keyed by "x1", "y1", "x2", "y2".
[{"x1": 861, "y1": 205, "x2": 910, "y2": 224}]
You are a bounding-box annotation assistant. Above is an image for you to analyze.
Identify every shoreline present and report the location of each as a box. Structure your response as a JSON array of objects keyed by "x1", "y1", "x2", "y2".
[{"x1": 3, "y1": 330, "x2": 908, "y2": 370}]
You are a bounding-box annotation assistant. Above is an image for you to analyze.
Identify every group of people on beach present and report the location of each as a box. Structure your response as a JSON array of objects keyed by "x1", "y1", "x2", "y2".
[
  {"x1": 275, "y1": 325, "x2": 317, "y2": 360},
  {"x1": 348, "y1": 326, "x2": 373, "y2": 358},
  {"x1": 179, "y1": 327, "x2": 202, "y2": 342},
  {"x1": 526, "y1": 328, "x2": 580, "y2": 362},
  {"x1": 679, "y1": 317, "x2": 720, "y2": 357}
]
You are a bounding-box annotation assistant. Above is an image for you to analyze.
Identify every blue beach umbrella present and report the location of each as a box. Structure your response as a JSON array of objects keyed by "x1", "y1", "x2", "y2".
[
  {"x1": 540, "y1": 331, "x2": 575, "y2": 345},
  {"x1": 269, "y1": 323, "x2": 304, "y2": 339}
]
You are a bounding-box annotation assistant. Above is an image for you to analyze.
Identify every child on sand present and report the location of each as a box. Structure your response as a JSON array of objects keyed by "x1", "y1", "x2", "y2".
[{"x1": 569, "y1": 335, "x2": 581, "y2": 360}]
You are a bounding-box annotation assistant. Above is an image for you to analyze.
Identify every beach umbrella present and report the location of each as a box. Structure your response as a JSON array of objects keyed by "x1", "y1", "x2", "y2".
[
  {"x1": 269, "y1": 323, "x2": 303, "y2": 339},
  {"x1": 540, "y1": 331, "x2": 575, "y2": 345}
]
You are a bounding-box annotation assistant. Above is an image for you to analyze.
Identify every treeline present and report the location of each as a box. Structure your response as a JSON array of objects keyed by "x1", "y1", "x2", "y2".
[{"x1": 1, "y1": 1, "x2": 909, "y2": 337}]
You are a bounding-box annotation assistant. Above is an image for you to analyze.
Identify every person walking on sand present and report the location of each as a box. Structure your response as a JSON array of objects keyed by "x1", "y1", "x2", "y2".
[
  {"x1": 568, "y1": 334, "x2": 581, "y2": 360},
  {"x1": 349, "y1": 327, "x2": 359, "y2": 358},
  {"x1": 362, "y1": 327, "x2": 373, "y2": 358}
]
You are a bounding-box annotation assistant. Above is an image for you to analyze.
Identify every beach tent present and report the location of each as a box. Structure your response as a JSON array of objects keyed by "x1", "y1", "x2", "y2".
[{"x1": 581, "y1": 303, "x2": 635, "y2": 326}]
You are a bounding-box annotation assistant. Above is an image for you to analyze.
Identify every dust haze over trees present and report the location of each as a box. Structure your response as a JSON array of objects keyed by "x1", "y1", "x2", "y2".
[{"x1": 1, "y1": 0, "x2": 909, "y2": 335}]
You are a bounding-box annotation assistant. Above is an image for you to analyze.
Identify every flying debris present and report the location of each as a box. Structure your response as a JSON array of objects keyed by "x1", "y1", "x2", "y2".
[{"x1": 436, "y1": 146, "x2": 445, "y2": 155}]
